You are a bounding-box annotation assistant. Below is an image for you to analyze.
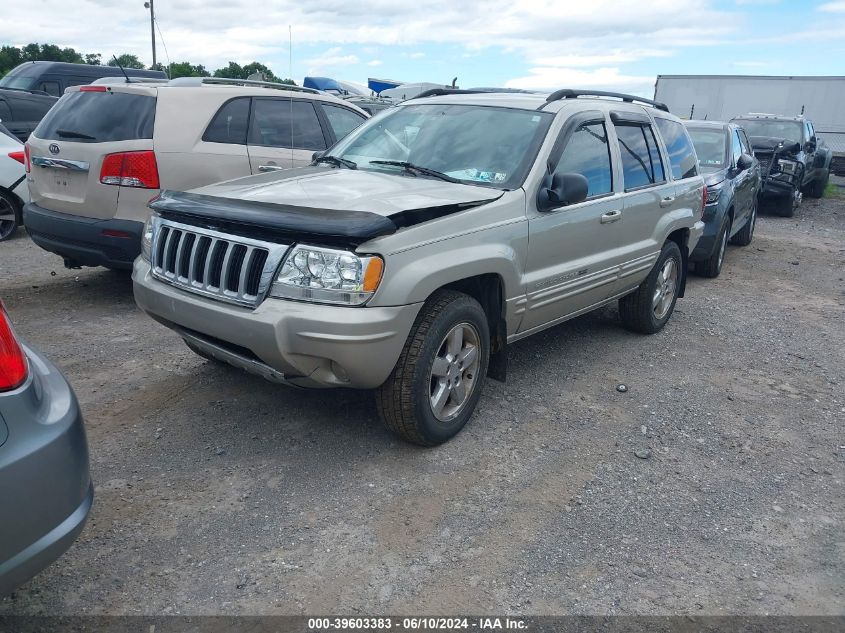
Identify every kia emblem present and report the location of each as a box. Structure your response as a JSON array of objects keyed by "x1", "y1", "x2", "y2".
[{"x1": 49, "y1": 143, "x2": 60, "y2": 155}]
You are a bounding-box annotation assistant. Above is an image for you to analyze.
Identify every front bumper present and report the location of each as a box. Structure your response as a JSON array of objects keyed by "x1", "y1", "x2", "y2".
[
  {"x1": 690, "y1": 203, "x2": 722, "y2": 262},
  {"x1": 0, "y1": 344, "x2": 92, "y2": 595},
  {"x1": 133, "y1": 258, "x2": 422, "y2": 389},
  {"x1": 688, "y1": 220, "x2": 705, "y2": 256},
  {"x1": 23, "y1": 202, "x2": 143, "y2": 269}
]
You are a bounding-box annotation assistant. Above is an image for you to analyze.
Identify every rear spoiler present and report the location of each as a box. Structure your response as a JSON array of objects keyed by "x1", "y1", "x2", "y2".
[{"x1": 149, "y1": 190, "x2": 500, "y2": 248}]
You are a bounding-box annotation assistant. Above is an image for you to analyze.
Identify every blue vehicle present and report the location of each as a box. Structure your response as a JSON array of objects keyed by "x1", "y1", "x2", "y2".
[{"x1": 684, "y1": 120, "x2": 760, "y2": 278}]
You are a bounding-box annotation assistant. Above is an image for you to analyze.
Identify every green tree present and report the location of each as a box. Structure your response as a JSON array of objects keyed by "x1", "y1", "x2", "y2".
[
  {"x1": 0, "y1": 43, "x2": 91, "y2": 77},
  {"x1": 213, "y1": 61, "x2": 295, "y2": 85},
  {"x1": 165, "y1": 61, "x2": 210, "y2": 79},
  {"x1": 85, "y1": 53, "x2": 102, "y2": 66},
  {"x1": 108, "y1": 54, "x2": 145, "y2": 69}
]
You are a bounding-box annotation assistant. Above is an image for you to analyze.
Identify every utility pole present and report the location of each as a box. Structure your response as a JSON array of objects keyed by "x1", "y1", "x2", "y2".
[{"x1": 144, "y1": 0, "x2": 157, "y2": 67}]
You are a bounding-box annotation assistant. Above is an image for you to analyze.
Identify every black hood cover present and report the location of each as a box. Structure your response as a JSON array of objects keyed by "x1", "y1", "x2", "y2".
[{"x1": 149, "y1": 189, "x2": 499, "y2": 248}]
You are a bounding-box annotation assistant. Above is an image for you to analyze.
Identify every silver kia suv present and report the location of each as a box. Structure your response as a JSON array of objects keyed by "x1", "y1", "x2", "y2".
[{"x1": 133, "y1": 88, "x2": 706, "y2": 445}]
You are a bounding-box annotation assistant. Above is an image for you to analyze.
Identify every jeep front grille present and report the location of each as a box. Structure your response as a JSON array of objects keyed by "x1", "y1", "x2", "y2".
[{"x1": 150, "y1": 218, "x2": 288, "y2": 307}]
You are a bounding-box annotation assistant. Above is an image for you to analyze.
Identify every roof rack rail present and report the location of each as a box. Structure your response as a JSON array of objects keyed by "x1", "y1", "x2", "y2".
[
  {"x1": 543, "y1": 89, "x2": 669, "y2": 112},
  {"x1": 91, "y1": 76, "x2": 168, "y2": 85},
  {"x1": 166, "y1": 76, "x2": 320, "y2": 94},
  {"x1": 411, "y1": 88, "x2": 490, "y2": 100}
]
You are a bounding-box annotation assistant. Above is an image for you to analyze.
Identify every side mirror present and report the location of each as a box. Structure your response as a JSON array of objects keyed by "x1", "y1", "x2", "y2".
[
  {"x1": 311, "y1": 150, "x2": 325, "y2": 162},
  {"x1": 804, "y1": 140, "x2": 816, "y2": 153},
  {"x1": 537, "y1": 172, "x2": 589, "y2": 212},
  {"x1": 736, "y1": 153, "x2": 753, "y2": 172}
]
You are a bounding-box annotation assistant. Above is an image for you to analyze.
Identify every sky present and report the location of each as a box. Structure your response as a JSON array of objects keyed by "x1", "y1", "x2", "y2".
[{"x1": 3, "y1": 0, "x2": 845, "y2": 96}]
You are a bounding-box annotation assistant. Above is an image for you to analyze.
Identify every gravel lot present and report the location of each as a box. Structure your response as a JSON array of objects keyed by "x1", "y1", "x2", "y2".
[{"x1": 0, "y1": 191, "x2": 843, "y2": 616}]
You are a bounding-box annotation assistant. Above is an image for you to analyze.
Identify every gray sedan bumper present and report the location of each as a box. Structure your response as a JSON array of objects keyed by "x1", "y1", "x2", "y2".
[{"x1": 0, "y1": 343, "x2": 92, "y2": 595}]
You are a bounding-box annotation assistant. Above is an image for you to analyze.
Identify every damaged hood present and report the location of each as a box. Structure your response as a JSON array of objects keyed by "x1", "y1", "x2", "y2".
[
  {"x1": 191, "y1": 166, "x2": 503, "y2": 217},
  {"x1": 749, "y1": 136, "x2": 801, "y2": 155},
  {"x1": 150, "y1": 166, "x2": 503, "y2": 247}
]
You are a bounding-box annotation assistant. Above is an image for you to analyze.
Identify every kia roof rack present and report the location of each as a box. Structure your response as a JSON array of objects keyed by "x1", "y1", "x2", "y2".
[
  {"x1": 166, "y1": 77, "x2": 320, "y2": 94},
  {"x1": 91, "y1": 76, "x2": 169, "y2": 85},
  {"x1": 542, "y1": 89, "x2": 669, "y2": 112}
]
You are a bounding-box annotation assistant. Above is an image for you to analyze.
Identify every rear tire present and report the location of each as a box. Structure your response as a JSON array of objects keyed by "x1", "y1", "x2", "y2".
[
  {"x1": 376, "y1": 290, "x2": 490, "y2": 446},
  {"x1": 731, "y1": 199, "x2": 756, "y2": 247},
  {"x1": 697, "y1": 219, "x2": 730, "y2": 278},
  {"x1": 0, "y1": 190, "x2": 20, "y2": 242},
  {"x1": 809, "y1": 170, "x2": 829, "y2": 199},
  {"x1": 619, "y1": 240, "x2": 683, "y2": 334}
]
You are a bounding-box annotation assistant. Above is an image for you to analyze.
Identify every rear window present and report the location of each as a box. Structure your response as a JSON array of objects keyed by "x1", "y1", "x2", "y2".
[{"x1": 34, "y1": 90, "x2": 155, "y2": 143}]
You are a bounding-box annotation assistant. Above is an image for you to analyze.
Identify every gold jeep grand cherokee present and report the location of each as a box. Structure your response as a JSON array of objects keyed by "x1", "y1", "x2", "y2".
[{"x1": 133, "y1": 89, "x2": 705, "y2": 446}]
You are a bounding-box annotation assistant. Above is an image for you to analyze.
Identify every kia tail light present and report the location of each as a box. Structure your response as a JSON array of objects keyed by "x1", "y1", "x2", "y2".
[{"x1": 99, "y1": 151, "x2": 159, "y2": 188}]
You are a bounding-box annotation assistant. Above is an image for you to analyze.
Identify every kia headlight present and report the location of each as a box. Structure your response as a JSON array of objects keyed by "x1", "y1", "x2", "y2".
[
  {"x1": 141, "y1": 213, "x2": 156, "y2": 261},
  {"x1": 270, "y1": 244, "x2": 384, "y2": 306}
]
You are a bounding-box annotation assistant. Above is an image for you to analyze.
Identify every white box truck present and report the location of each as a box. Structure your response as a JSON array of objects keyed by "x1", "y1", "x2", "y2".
[{"x1": 654, "y1": 75, "x2": 845, "y2": 174}]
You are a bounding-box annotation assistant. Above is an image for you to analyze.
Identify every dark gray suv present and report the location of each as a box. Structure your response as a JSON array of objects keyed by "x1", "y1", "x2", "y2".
[
  {"x1": 684, "y1": 120, "x2": 760, "y2": 278},
  {"x1": 0, "y1": 303, "x2": 92, "y2": 595}
]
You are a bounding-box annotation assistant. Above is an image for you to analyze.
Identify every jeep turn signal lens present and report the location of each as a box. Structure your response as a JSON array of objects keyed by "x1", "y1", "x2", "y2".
[
  {"x1": 363, "y1": 257, "x2": 384, "y2": 293},
  {"x1": 0, "y1": 303, "x2": 28, "y2": 392}
]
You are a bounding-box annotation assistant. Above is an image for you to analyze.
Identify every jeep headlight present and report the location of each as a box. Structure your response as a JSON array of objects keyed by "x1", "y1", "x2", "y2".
[
  {"x1": 270, "y1": 244, "x2": 384, "y2": 306},
  {"x1": 141, "y1": 213, "x2": 156, "y2": 261}
]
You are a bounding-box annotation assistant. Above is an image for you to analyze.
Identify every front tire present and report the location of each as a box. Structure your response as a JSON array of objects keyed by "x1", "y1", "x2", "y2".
[
  {"x1": 376, "y1": 290, "x2": 490, "y2": 446},
  {"x1": 619, "y1": 240, "x2": 683, "y2": 334},
  {"x1": 774, "y1": 189, "x2": 799, "y2": 217}
]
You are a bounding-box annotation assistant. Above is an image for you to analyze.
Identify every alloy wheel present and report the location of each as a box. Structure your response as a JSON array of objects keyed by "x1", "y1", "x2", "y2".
[
  {"x1": 652, "y1": 258, "x2": 678, "y2": 320},
  {"x1": 429, "y1": 322, "x2": 482, "y2": 422}
]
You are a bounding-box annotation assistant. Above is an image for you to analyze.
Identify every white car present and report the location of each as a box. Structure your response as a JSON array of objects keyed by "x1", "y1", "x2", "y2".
[{"x1": 0, "y1": 123, "x2": 28, "y2": 241}]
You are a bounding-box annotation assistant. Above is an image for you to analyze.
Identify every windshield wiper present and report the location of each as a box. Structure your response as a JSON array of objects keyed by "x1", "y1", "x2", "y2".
[
  {"x1": 55, "y1": 129, "x2": 97, "y2": 140},
  {"x1": 369, "y1": 160, "x2": 460, "y2": 183},
  {"x1": 313, "y1": 155, "x2": 357, "y2": 170}
]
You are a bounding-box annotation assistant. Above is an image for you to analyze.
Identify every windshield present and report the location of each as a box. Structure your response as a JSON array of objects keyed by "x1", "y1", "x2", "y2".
[
  {"x1": 327, "y1": 103, "x2": 554, "y2": 189},
  {"x1": 735, "y1": 119, "x2": 802, "y2": 144},
  {"x1": 0, "y1": 64, "x2": 38, "y2": 90},
  {"x1": 687, "y1": 128, "x2": 727, "y2": 169}
]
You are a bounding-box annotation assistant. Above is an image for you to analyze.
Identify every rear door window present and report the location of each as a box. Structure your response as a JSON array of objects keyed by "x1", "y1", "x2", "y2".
[
  {"x1": 34, "y1": 91, "x2": 156, "y2": 142},
  {"x1": 321, "y1": 104, "x2": 367, "y2": 141},
  {"x1": 248, "y1": 98, "x2": 327, "y2": 150},
  {"x1": 39, "y1": 81, "x2": 61, "y2": 97},
  {"x1": 0, "y1": 99, "x2": 11, "y2": 123},
  {"x1": 552, "y1": 121, "x2": 613, "y2": 197},
  {"x1": 203, "y1": 97, "x2": 250, "y2": 144},
  {"x1": 654, "y1": 118, "x2": 698, "y2": 179},
  {"x1": 614, "y1": 123, "x2": 666, "y2": 190}
]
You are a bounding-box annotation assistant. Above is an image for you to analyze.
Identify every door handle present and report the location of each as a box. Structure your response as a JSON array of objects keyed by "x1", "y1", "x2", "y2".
[
  {"x1": 600, "y1": 209, "x2": 622, "y2": 224},
  {"x1": 258, "y1": 164, "x2": 283, "y2": 172},
  {"x1": 659, "y1": 196, "x2": 675, "y2": 208}
]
